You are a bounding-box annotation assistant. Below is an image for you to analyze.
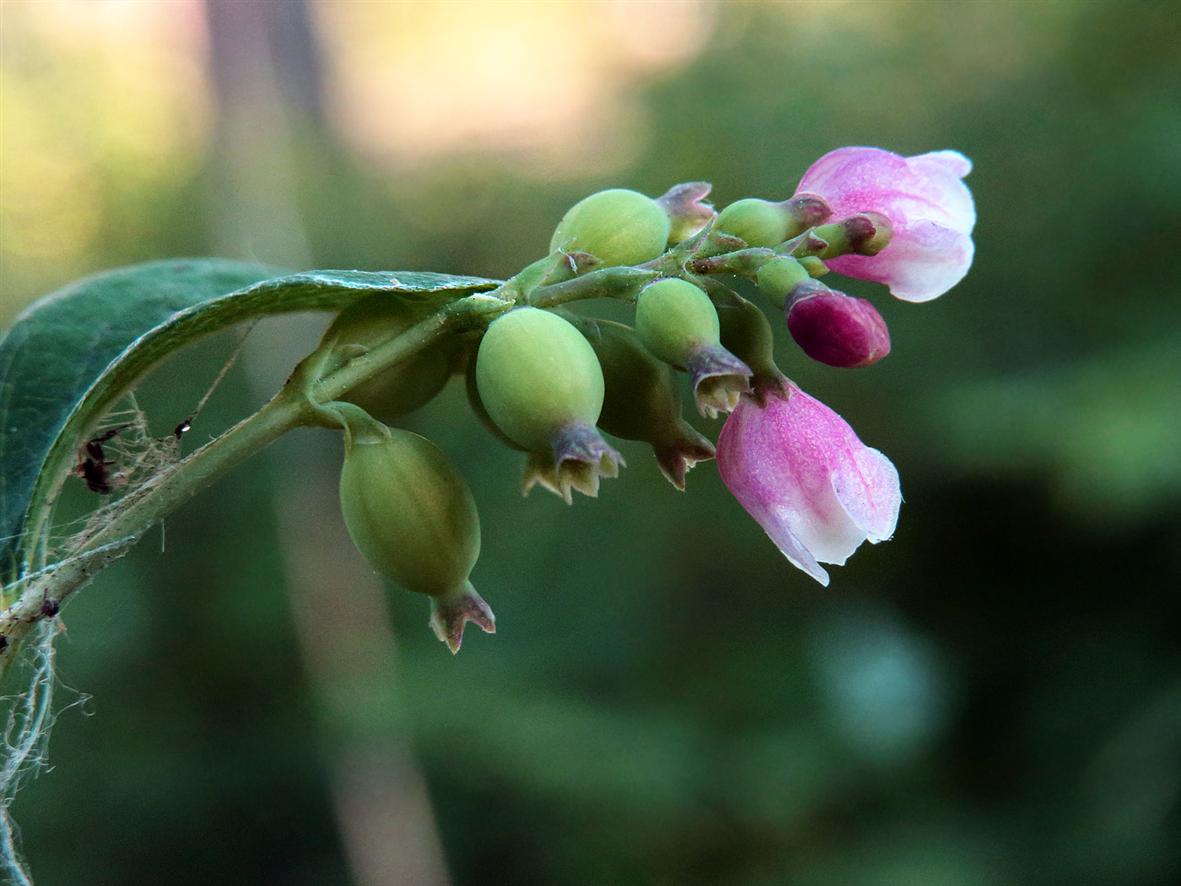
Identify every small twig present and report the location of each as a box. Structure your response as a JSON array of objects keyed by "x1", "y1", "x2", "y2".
[{"x1": 0, "y1": 293, "x2": 511, "y2": 659}]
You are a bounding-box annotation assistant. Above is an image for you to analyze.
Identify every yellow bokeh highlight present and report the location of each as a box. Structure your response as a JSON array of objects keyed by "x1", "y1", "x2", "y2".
[
  {"x1": 312, "y1": 0, "x2": 713, "y2": 176},
  {"x1": 0, "y1": 0, "x2": 211, "y2": 321}
]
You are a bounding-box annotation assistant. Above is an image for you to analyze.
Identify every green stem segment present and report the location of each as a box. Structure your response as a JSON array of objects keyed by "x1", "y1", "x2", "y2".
[
  {"x1": 529, "y1": 266, "x2": 659, "y2": 308},
  {"x1": 0, "y1": 294, "x2": 511, "y2": 664}
]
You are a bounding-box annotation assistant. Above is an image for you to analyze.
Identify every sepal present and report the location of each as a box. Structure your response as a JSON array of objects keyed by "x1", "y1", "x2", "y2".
[
  {"x1": 429, "y1": 582, "x2": 496, "y2": 654},
  {"x1": 577, "y1": 317, "x2": 717, "y2": 489},
  {"x1": 687, "y1": 346, "x2": 753, "y2": 419},
  {"x1": 653, "y1": 431, "x2": 716, "y2": 491},
  {"x1": 520, "y1": 424, "x2": 624, "y2": 504},
  {"x1": 656, "y1": 181, "x2": 716, "y2": 244}
]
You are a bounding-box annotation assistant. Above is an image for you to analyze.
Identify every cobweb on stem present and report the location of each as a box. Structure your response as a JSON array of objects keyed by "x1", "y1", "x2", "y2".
[{"x1": 0, "y1": 325, "x2": 256, "y2": 882}]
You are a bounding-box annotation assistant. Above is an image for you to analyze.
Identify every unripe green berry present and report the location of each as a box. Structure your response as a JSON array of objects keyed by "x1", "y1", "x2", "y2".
[
  {"x1": 465, "y1": 358, "x2": 525, "y2": 451},
  {"x1": 635, "y1": 278, "x2": 752, "y2": 419},
  {"x1": 550, "y1": 188, "x2": 671, "y2": 267},
  {"x1": 716, "y1": 198, "x2": 788, "y2": 248},
  {"x1": 635, "y1": 278, "x2": 721, "y2": 367},
  {"x1": 756, "y1": 256, "x2": 813, "y2": 309},
  {"x1": 337, "y1": 408, "x2": 494, "y2": 652},
  {"x1": 475, "y1": 307, "x2": 605, "y2": 451},
  {"x1": 340, "y1": 422, "x2": 480, "y2": 599},
  {"x1": 321, "y1": 296, "x2": 452, "y2": 420}
]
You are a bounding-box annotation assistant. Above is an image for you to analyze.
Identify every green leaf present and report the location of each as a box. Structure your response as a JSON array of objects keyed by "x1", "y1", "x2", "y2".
[{"x1": 0, "y1": 259, "x2": 499, "y2": 579}]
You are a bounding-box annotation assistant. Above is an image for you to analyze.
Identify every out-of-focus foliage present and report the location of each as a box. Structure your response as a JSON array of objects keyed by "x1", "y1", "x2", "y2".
[{"x1": 2, "y1": 1, "x2": 1179, "y2": 884}]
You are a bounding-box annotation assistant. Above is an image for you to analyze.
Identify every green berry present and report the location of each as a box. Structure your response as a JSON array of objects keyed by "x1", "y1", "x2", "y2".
[
  {"x1": 715, "y1": 198, "x2": 788, "y2": 248},
  {"x1": 340, "y1": 421, "x2": 480, "y2": 599},
  {"x1": 635, "y1": 278, "x2": 721, "y2": 367},
  {"x1": 475, "y1": 307, "x2": 605, "y2": 451},
  {"x1": 635, "y1": 278, "x2": 752, "y2": 419},
  {"x1": 321, "y1": 296, "x2": 452, "y2": 420},
  {"x1": 755, "y1": 256, "x2": 813, "y2": 309},
  {"x1": 337, "y1": 409, "x2": 494, "y2": 653},
  {"x1": 550, "y1": 188, "x2": 671, "y2": 267},
  {"x1": 716, "y1": 294, "x2": 788, "y2": 399}
]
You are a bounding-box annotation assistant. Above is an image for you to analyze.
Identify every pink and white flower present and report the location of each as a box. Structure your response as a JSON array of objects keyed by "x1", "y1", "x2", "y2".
[
  {"x1": 795, "y1": 147, "x2": 975, "y2": 302},
  {"x1": 717, "y1": 384, "x2": 901, "y2": 586}
]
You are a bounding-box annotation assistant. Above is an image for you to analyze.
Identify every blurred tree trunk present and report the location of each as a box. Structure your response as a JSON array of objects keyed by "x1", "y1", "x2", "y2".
[{"x1": 201, "y1": 3, "x2": 451, "y2": 884}]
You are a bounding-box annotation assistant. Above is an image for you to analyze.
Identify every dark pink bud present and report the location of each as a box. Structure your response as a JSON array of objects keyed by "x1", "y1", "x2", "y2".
[{"x1": 786, "y1": 284, "x2": 891, "y2": 368}]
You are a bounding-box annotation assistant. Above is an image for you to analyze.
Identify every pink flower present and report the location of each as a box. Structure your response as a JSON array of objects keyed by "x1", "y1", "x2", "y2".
[
  {"x1": 717, "y1": 385, "x2": 901, "y2": 586},
  {"x1": 795, "y1": 147, "x2": 975, "y2": 302}
]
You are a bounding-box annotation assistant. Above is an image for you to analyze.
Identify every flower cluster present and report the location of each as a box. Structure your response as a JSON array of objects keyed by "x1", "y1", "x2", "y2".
[
  {"x1": 714, "y1": 147, "x2": 974, "y2": 580},
  {"x1": 321, "y1": 147, "x2": 974, "y2": 650}
]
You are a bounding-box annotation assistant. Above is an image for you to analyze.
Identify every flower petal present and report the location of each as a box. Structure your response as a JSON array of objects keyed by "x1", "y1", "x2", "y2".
[
  {"x1": 827, "y1": 220, "x2": 974, "y2": 302},
  {"x1": 718, "y1": 386, "x2": 901, "y2": 585},
  {"x1": 798, "y1": 147, "x2": 974, "y2": 233},
  {"x1": 911, "y1": 149, "x2": 972, "y2": 180},
  {"x1": 761, "y1": 508, "x2": 831, "y2": 587},
  {"x1": 831, "y1": 446, "x2": 901, "y2": 542}
]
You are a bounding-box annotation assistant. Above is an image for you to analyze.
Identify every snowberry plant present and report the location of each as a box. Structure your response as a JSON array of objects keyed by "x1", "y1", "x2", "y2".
[{"x1": 0, "y1": 147, "x2": 975, "y2": 664}]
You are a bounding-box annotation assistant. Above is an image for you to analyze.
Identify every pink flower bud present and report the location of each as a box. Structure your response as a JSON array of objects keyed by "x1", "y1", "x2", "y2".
[
  {"x1": 786, "y1": 283, "x2": 891, "y2": 368},
  {"x1": 717, "y1": 385, "x2": 901, "y2": 586},
  {"x1": 794, "y1": 147, "x2": 975, "y2": 302}
]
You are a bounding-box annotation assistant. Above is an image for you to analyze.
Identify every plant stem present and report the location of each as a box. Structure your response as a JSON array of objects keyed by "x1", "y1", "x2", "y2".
[
  {"x1": 528, "y1": 266, "x2": 658, "y2": 308},
  {"x1": 0, "y1": 293, "x2": 510, "y2": 662}
]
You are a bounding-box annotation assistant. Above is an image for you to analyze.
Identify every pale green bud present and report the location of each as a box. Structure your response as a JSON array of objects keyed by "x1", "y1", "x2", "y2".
[
  {"x1": 635, "y1": 278, "x2": 752, "y2": 419},
  {"x1": 475, "y1": 307, "x2": 622, "y2": 503},
  {"x1": 320, "y1": 296, "x2": 453, "y2": 421},
  {"x1": 716, "y1": 199, "x2": 786, "y2": 249},
  {"x1": 550, "y1": 188, "x2": 671, "y2": 268},
  {"x1": 813, "y1": 211, "x2": 894, "y2": 259},
  {"x1": 756, "y1": 256, "x2": 814, "y2": 309},
  {"x1": 715, "y1": 195, "x2": 833, "y2": 247},
  {"x1": 336, "y1": 405, "x2": 493, "y2": 653}
]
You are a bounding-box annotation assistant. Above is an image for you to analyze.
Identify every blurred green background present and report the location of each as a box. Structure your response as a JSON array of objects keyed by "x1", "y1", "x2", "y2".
[{"x1": 2, "y1": 1, "x2": 1180, "y2": 884}]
